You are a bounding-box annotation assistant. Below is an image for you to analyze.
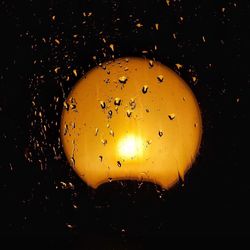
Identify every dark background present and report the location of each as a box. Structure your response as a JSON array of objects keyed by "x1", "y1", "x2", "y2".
[{"x1": 0, "y1": 0, "x2": 249, "y2": 248}]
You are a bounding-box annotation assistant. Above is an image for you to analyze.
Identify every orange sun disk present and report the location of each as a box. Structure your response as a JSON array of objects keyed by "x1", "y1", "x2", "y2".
[{"x1": 60, "y1": 57, "x2": 202, "y2": 189}]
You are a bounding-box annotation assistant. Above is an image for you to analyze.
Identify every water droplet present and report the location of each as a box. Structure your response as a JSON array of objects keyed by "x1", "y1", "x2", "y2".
[
  {"x1": 99, "y1": 155, "x2": 103, "y2": 162},
  {"x1": 70, "y1": 103, "x2": 76, "y2": 110},
  {"x1": 149, "y1": 60, "x2": 154, "y2": 67},
  {"x1": 101, "y1": 139, "x2": 107, "y2": 145},
  {"x1": 63, "y1": 101, "x2": 69, "y2": 111},
  {"x1": 157, "y1": 75, "x2": 164, "y2": 82},
  {"x1": 71, "y1": 157, "x2": 75, "y2": 166},
  {"x1": 159, "y1": 130, "x2": 163, "y2": 137},
  {"x1": 125, "y1": 58, "x2": 129, "y2": 62},
  {"x1": 109, "y1": 130, "x2": 114, "y2": 136},
  {"x1": 66, "y1": 223, "x2": 74, "y2": 229},
  {"x1": 194, "y1": 123, "x2": 197, "y2": 128},
  {"x1": 108, "y1": 177, "x2": 112, "y2": 182},
  {"x1": 126, "y1": 110, "x2": 132, "y2": 117},
  {"x1": 114, "y1": 97, "x2": 121, "y2": 106},
  {"x1": 142, "y1": 85, "x2": 149, "y2": 94},
  {"x1": 117, "y1": 161, "x2": 122, "y2": 167},
  {"x1": 168, "y1": 114, "x2": 175, "y2": 120},
  {"x1": 147, "y1": 140, "x2": 152, "y2": 145},
  {"x1": 54, "y1": 67, "x2": 60, "y2": 73},
  {"x1": 124, "y1": 67, "x2": 128, "y2": 71},
  {"x1": 109, "y1": 44, "x2": 114, "y2": 51},
  {"x1": 129, "y1": 98, "x2": 136, "y2": 109},
  {"x1": 64, "y1": 124, "x2": 68, "y2": 135},
  {"x1": 119, "y1": 76, "x2": 127, "y2": 83},
  {"x1": 95, "y1": 128, "x2": 99, "y2": 136},
  {"x1": 146, "y1": 109, "x2": 150, "y2": 113},
  {"x1": 108, "y1": 110, "x2": 113, "y2": 119},
  {"x1": 73, "y1": 69, "x2": 77, "y2": 77},
  {"x1": 175, "y1": 63, "x2": 183, "y2": 70},
  {"x1": 106, "y1": 123, "x2": 110, "y2": 128},
  {"x1": 100, "y1": 101, "x2": 106, "y2": 109}
]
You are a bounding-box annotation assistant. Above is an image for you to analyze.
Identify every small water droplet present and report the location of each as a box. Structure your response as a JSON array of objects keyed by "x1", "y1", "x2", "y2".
[
  {"x1": 95, "y1": 128, "x2": 99, "y2": 136},
  {"x1": 70, "y1": 103, "x2": 76, "y2": 110},
  {"x1": 119, "y1": 76, "x2": 127, "y2": 83},
  {"x1": 142, "y1": 85, "x2": 149, "y2": 94},
  {"x1": 129, "y1": 98, "x2": 136, "y2": 109},
  {"x1": 100, "y1": 101, "x2": 106, "y2": 109},
  {"x1": 73, "y1": 69, "x2": 77, "y2": 77},
  {"x1": 63, "y1": 101, "x2": 69, "y2": 111},
  {"x1": 99, "y1": 155, "x2": 103, "y2": 162},
  {"x1": 108, "y1": 177, "x2": 112, "y2": 182},
  {"x1": 109, "y1": 44, "x2": 114, "y2": 51},
  {"x1": 124, "y1": 67, "x2": 128, "y2": 71},
  {"x1": 114, "y1": 97, "x2": 121, "y2": 106},
  {"x1": 159, "y1": 130, "x2": 163, "y2": 137},
  {"x1": 71, "y1": 157, "x2": 75, "y2": 166},
  {"x1": 168, "y1": 114, "x2": 175, "y2": 120},
  {"x1": 126, "y1": 110, "x2": 132, "y2": 117},
  {"x1": 149, "y1": 60, "x2": 154, "y2": 67},
  {"x1": 64, "y1": 124, "x2": 68, "y2": 135},
  {"x1": 147, "y1": 140, "x2": 152, "y2": 145},
  {"x1": 106, "y1": 123, "x2": 110, "y2": 128},
  {"x1": 66, "y1": 223, "x2": 74, "y2": 229},
  {"x1": 108, "y1": 110, "x2": 113, "y2": 119},
  {"x1": 117, "y1": 161, "x2": 122, "y2": 167},
  {"x1": 157, "y1": 75, "x2": 164, "y2": 82},
  {"x1": 109, "y1": 130, "x2": 114, "y2": 136},
  {"x1": 101, "y1": 139, "x2": 107, "y2": 145},
  {"x1": 125, "y1": 58, "x2": 129, "y2": 62},
  {"x1": 146, "y1": 109, "x2": 150, "y2": 113}
]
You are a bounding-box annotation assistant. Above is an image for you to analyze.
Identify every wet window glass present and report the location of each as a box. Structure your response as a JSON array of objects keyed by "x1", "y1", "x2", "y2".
[{"x1": 0, "y1": 0, "x2": 247, "y2": 247}]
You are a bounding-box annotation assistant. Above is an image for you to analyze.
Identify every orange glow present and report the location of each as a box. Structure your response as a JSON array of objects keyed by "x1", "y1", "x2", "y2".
[
  {"x1": 60, "y1": 57, "x2": 202, "y2": 189},
  {"x1": 117, "y1": 134, "x2": 144, "y2": 160}
]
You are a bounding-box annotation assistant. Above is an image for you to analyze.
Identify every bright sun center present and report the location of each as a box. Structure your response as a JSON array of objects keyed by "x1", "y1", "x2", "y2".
[{"x1": 117, "y1": 134, "x2": 144, "y2": 159}]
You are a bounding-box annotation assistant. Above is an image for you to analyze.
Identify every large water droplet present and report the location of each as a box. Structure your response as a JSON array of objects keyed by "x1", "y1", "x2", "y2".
[{"x1": 142, "y1": 85, "x2": 149, "y2": 94}]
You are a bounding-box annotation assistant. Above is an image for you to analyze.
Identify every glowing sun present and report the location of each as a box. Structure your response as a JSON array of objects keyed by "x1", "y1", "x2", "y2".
[{"x1": 60, "y1": 57, "x2": 202, "y2": 189}]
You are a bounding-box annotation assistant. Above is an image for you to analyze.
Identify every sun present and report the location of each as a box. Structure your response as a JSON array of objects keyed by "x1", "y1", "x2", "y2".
[
  {"x1": 60, "y1": 57, "x2": 202, "y2": 189},
  {"x1": 117, "y1": 134, "x2": 144, "y2": 160}
]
